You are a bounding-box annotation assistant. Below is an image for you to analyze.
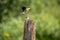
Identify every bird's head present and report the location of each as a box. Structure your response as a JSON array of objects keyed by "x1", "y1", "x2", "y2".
[{"x1": 22, "y1": 6, "x2": 31, "y2": 14}]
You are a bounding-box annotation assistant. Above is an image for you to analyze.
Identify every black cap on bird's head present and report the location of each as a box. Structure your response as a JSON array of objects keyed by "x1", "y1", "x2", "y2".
[
  {"x1": 21, "y1": 6, "x2": 26, "y2": 14},
  {"x1": 22, "y1": 6, "x2": 26, "y2": 12}
]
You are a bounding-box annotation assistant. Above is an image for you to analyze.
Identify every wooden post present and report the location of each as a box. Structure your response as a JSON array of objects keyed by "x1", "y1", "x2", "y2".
[{"x1": 23, "y1": 17, "x2": 36, "y2": 40}]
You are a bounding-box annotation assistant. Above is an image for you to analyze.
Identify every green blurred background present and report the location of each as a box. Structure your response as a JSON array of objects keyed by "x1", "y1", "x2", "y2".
[{"x1": 0, "y1": 0, "x2": 60, "y2": 40}]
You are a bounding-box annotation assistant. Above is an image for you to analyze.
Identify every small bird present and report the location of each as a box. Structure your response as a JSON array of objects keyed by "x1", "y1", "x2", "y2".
[{"x1": 22, "y1": 6, "x2": 30, "y2": 14}]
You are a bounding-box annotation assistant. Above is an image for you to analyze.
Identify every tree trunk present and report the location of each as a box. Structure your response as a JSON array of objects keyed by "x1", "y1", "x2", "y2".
[{"x1": 23, "y1": 17, "x2": 36, "y2": 40}]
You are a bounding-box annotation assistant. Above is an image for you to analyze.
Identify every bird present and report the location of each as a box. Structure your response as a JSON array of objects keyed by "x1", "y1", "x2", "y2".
[{"x1": 21, "y1": 6, "x2": 30, "y2": 14}]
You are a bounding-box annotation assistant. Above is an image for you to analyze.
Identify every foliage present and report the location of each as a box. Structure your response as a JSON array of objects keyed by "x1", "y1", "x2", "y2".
[{"x1": 0, "y1": 0, "x2": 60, "y2": 40}]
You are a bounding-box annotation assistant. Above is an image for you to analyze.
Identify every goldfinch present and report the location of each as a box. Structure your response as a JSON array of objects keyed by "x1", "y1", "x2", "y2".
[{"x1": 22, "y1": 6, "x2": 30, "y2": 14}]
